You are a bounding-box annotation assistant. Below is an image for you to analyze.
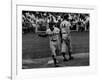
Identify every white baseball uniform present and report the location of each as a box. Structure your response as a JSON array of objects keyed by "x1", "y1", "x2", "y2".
[
  {"x1": 46, "y1": 27, "x2": 61, "y2": 56},
  {"x1": 60, "y1": 20, "x2": 72, "y2": 53}
]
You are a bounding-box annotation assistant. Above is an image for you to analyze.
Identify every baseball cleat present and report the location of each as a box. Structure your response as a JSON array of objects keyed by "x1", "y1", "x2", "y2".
[{"x1": 54, "y1": 64, "x2": 59, "y2": 67}]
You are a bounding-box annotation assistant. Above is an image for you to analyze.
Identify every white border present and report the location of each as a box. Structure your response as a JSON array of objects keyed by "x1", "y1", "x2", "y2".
[{"x1": 12, "y1": 2, "x2": 97, "y2": 80}]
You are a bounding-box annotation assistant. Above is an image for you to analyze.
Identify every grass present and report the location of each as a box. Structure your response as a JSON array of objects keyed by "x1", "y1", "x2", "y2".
[{"x1": 22, "y1": 31, "x2": 89, "y2": 59}]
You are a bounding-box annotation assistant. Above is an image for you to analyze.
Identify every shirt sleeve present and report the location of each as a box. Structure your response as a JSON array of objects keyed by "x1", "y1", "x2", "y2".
[
  {"x1": 46, "y1": 30, "x2": 48, "y2": 34},
  {"x1": 46, "y1": 29, "x2": 50, "y2": 35}
]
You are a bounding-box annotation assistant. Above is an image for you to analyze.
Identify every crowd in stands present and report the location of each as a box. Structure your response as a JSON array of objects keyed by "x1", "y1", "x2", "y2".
[{"x1": 22, "y1": 11, "x2": 90, "y2": 34}]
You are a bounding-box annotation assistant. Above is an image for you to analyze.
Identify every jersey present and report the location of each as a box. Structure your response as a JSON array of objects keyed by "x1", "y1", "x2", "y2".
[
  {"x1": 60, "y1": 20, "x2": 71, "y2": 34},
  {"x1": 46, "y1": 27, "x2": 61, "y2": 56},
  {"x1": 60, "y1": 20, "x2": 71, "y2": 39},
  {"x1": 46, "y1": 27, "x2": 60, "y2": 41}
]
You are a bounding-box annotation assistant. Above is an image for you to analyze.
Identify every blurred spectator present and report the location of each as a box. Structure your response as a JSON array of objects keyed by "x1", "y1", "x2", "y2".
[{"x1": 22, "y1": 11, "x2": 90, "y2": 34}]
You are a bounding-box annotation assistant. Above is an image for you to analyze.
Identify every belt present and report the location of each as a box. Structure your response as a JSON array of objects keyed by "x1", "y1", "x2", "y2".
[
  {"x1": 51, "y1": 40, "x2": 57, "y2": 42},
  {"x1": 62, "y1": 32, "x2": 68, "y2": 34}
]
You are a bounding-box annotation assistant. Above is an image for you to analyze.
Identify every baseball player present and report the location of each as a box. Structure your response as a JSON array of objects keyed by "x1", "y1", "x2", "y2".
[
  {"x1": 38, "y1": 22, "x2": 61, "y2": 67},
  {"x1": 60, "y1": 15, "x2": 74, "y2": 61}
]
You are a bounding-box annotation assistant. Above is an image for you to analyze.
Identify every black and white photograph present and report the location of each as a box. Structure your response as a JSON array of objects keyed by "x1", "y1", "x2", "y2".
[
  {"x1": 0, "y1": 0, "x2": 99, "y2": 80},
  {"x1": 22, "y1": 10, "x2": 90, "y2": 69},
  {"x1": 11, "y1": 2, "x2": 97, "y2": 79}
]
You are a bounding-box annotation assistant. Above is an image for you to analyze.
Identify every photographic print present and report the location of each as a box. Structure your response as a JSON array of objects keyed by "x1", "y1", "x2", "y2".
[
  {"x1": 22, "y1": 10, "x2": 90, "y2": 69},
  {"x1": 12, "y1": 3, "x2": 96, "y2": 79}
]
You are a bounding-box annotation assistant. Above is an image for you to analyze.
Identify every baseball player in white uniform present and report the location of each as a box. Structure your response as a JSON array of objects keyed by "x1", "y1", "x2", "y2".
[
  {"x1": 38, "y1": 22, "x2": 61, "y2": 67},
  {"x1": 60, "y1": 15, "x2": 74, "y2": 60}
]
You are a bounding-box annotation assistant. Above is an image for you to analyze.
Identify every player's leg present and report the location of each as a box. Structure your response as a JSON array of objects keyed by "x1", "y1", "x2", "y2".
[
  {"x1": 61, "y1": 41, "x2": 68, "y2": 61},
  {"x1": 51, "y1": 54, "x2": 59, "y2": 67},
  {"x1": 56, "y1": 40, "x2": 61, "y2": 55},
  {"x1": 66, "y1": 38, "x2": 74, "y2": 60},
  {"x1": 50, "y1": 42, "x2": 58, "y2": 66}
]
